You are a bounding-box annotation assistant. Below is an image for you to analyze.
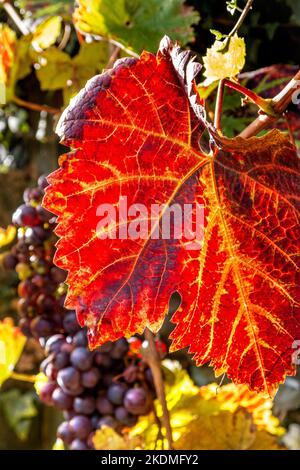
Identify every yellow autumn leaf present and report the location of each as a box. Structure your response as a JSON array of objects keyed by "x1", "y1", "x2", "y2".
[
  {"x1": 129, "y1": 361, "x2": 284, "y2": 450},
  {"x1": 93, "y1": 426, "x2": 139, "y2": 450},
  {"x1": 32, "y1": 16, "x2": 62, "y2": 50},
  {"x1": 199, "y1": 382, "x2": 283, "y2": 436},
  {"x1": 0, "y1": 318, "x2": 26, "y2": 387},
  {"x1": 0, "y1": 225, "x2": 17, "y2": 248},
  {"x1": 175, "y1": 408, "x2": 256, "y2": 450},
  {"x1": 203, "y1": 33, "x2": 246, "y2": 85}
]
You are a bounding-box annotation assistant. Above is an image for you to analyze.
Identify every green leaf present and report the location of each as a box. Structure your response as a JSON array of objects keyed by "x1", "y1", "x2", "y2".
[
  {"x1": 0, "y1": 389, "x2": 37, "y2": 441},
  {"x1": 73, "y1": 0, "x2": 200, "y2": 52},
  {"x1": 33, "y1": 42, "x2": 109, "y2": 105},
  {"x1": 32, "y1": 16, "x2": 62, "y2": 49},
  {"x1": 34, "y1": 47, "x2": 73, "y2": 91}
]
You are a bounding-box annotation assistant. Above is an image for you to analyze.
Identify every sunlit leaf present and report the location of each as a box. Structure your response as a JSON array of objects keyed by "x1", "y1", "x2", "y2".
[
  {"x1": 0, "y1": 225, "x2": 16, "y2": 248},
  {"x1": 0, "y1": 318, "x2": 26, "y2": 387},
  {"x1": 32, "y1": 16, "x2": 62, "y2": 50},
  {"x1": 73, "y1": 0, "x2": 200, "y2": 52},
  {"x1": 203, "y1": 34, "x2": 246, "y2": 85}
]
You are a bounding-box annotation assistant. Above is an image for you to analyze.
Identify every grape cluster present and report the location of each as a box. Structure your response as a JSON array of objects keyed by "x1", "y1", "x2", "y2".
[
  {"x1": 7, "y1": 175, "x2": 68, "y2": 339},
  {"x1": 39, "y1": 316, "x2": 154, "y2": 450}
]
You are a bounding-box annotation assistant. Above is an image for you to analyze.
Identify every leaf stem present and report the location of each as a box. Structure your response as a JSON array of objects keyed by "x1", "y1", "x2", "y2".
[
  {"x1": 10, "y1": 371, "x2": 37, "y2": 383},
  {"x1": 13, "y1": 96, "x2": 61, "y2": 115},
  {"x1": 144, "y1": 328, "x2": 173, "y2": 450},
  {"x1": 228, "y1": 0, "x2": 254, "y2": 38},
  {"x1": 214, "y1": 78, "x2": 276, "y2": 133},
  {"x1": 240, "y1": 70, "x2": 300, "y2": 138}
]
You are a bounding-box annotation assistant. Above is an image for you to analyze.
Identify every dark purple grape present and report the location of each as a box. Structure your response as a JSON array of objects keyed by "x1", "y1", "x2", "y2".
[
  {"x1": 97, "y1": 416, "x2": 117, "y2": 429},
  {"x1": 107, "y1": 383, "x2": 127, "y2": 405},
  {"x1": 39, "y1": 381, "x2": 56, "y2": 405},
  {"x1": 73, "y1": 396, "x2": 96, "y2": 415},
  {"x1": 63, "y1": 312, "x2": 80, "y2": 335},
  {"x1": 70, "y1": 347, "x2": 93, "y2": 371},
  {"x1": 36, "y1": 294, "x2": 55, "y2": 314},
  {"x1": 3, "y1": 253, "x2": 17, "y2": 270},
  {"x1": 38, "y1": 174, "x2": 49, "y2": 190},
  {"x1": 124, "y1": 387, "x2": 151, "y2": 415},
  {"x1": 81, "y1": 368, "x2": 100, "y2": 388},
  {"x1": 50, "y1": 266, "x2": 67, "y2": 283},
  {"x1": 45, "y1": 334, "x2": 65, "y2": 354},
  {"x1": 57, "y1": 421, "x2": 74, "y2": 445},
  {"x1": 115, "y1": 406, "x2": 137, "y2": 427},
  {"x1": 12, "y1": 204, "x2": 40, "y2": 227},
  {"x1": 70, "y1": 439, "x2": 88, "y2": 450},
  {"x1": 110, "y1": 338, "x2": 129, "y2": 359},
  {"x1": 96, "y1": 396, "x2": 114, "y2": 415},
  {"x1": 45, "y1": 362, "x2": 58, "y2": 380},
  {"x1": 52, "y1": 387, "x2": 73, "y2": 410},
  {"x1": 69, "y1": 415, "x2": 92, "y2": 439},
  {"x1": 73, "y1": 330, "x2": 88, "y2": 347},
  {"x1": 31, "y1": 317, "x2": 53, "y2": 338},
  {"x1": 57, "y1": 367, "x2": 81, "y2": 393},
  {"x1": 102, "y1": 373, "x2": 114, "y2": 387},
  {"x1": 53, "y1": 351, "x2": 70, "y2": 369},
  {"x1": 19, "y1": 318, "x2": 32, "y2": 336}
]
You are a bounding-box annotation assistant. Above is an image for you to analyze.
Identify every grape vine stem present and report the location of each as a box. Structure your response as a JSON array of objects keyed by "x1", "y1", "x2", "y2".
[
  {"x1": 228, "y1": 0, "x2": 254, "y2": 38},
  {"x1": 144, "y1": 328, "x2": 173, "y2": 450},
  {"x1": 239, "y1": 70, "x2": 300, "y2": 138},
  {"x1": 13, "y1": 96, "x2": 61, "y2": 115},
  {"x1": 10, "y1": 371, "x2": 37, "y2": 383}
]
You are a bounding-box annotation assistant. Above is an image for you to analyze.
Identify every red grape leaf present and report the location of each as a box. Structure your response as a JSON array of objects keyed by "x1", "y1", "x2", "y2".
[{"x1": 43, "y1": 37, "x2": 300, "y2": 395}]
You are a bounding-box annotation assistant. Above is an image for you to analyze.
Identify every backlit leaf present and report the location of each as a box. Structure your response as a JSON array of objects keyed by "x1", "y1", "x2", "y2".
[
  {"x1": 32, "y1": 16, "x2": 62, "y2": 50},
  {"x1": 0, "y1": 225, "x2": 17, "y2": 248},
  {"x1": 43, "y1": 37, "x2": 300, "y2": 395},
  {"x1": 203, "y1": 34, "x2": 246, "y2": 86},
  {"x1": 73, "y1": 0, "x2": 200, "y2": 52},
  {"x1": 0, "y1": 318, "x2": 26, "y2": 387}
]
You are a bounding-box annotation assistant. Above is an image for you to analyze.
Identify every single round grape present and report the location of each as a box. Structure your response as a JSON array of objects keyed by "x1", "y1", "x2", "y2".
[
  {"x1": 70, "y1": 439, "x2": 88, "y2": 451},
  {"x1": 81, "y1": 368, "x2": 101, "y2": 388},
  {"x1": 63, "y1": 312, "x2": 80, "y2": 335},
  {"x1": 12, "y1": 204, "x2": 40, "y2": 227},
  {"x1": 57, "y1": 421, "x2": 74, "y2": 445},
  {"x1": 53, "y1": 351, "x2": 70, "y2": 370},
  {"x1": 3, "y1": 253, "x2": 17, "y2": 270},
  {"x1": 52, "y1": 387, "x2": 73, "y2": 410},
  {"x1": 45, "y1": 362, "x2": 58, "y2": 380},
  {"x1": 69, "y1": 415, "x2": 92, "y2": 440},
  {"x1": 50, "y1": 266, "x2": 67, "y2": 283},
  {"x1": 30, "y1": 317, "x2": 53, "y2": 338},
  {"x1": 110, "y1": 338, "x2": 129, "y2": 359},
  {"x1": 73, "y1": 330, "x2": 88, "y2": 347},
  {"x1": 38, "y1": 174, "x2": 49, "y2": 190},
  {"x1": 57, "y1": 367, "x2": 81, "y2": 393},
  {"x1": 98, "y1": 342, "x2": 114, "y2": 354},
  {"x1": 45, "y1": 334, "x2": 65, "y2": 354},
  {"x1": 124, "y1": 387, "x2": 151, "y2": 415},
  {"x1": 91, "y1": 414, "x2": 100, "y2": 430},
  {"x1": 96, "y1": 396, "x2": 114, "y2": 415},
  {"x1": 70, "y1": 347, "x2": 93, "y2": 372},
  {"x1": 107, "y1": 383, "x2": 127, "y2": 405},
  {"x1": 39, "y1": 381, "x2": 56, "y2": 405},
  {"x1": 114, "y1": 406, "x2": 137, "y2": 427},
  {"x1": 73, "y1": 396, "x2": 96, "y2": 415}
]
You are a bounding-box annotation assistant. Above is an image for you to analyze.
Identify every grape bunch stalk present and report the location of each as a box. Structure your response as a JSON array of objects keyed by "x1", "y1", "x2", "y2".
[{"x1": 40, "y1": 321, "x2": 155, "y2": 450}]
